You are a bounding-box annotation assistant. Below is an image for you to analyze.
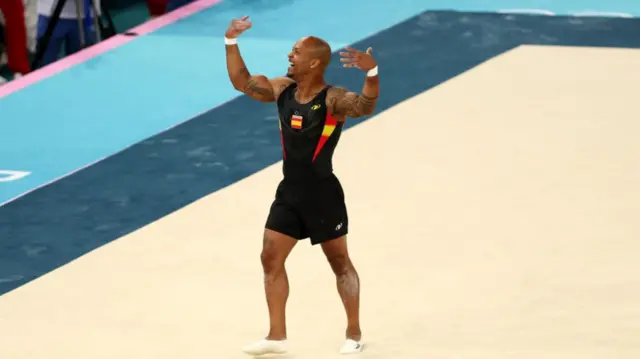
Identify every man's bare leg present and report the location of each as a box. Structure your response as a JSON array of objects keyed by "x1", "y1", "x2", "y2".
[
  {"x1": 262, "y1": 229, "x2": 297, "y2": 339},
  {"x1": 321, "y1": 236, "x2": 363, "y2": 354},
  {"x1": 242, "y1": 229, "x2": 297, "y2": 355}
]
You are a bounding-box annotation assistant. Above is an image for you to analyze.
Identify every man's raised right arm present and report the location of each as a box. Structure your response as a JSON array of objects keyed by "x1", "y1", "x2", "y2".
[
  {"x1": 225, "y1": 43, "x2": 291, "y2": 102},
  {"x1": 225, "y1": 16, "x2": 292, "y2": 102}
]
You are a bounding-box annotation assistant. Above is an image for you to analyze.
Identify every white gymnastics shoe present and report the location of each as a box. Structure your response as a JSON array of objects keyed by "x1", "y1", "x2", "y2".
[
  {"x1": 340, "y1": 339, "x2": 363, "y2": 354},
  {"x1": 242, "y1": 339, "x2": 288, "y2": 356}
]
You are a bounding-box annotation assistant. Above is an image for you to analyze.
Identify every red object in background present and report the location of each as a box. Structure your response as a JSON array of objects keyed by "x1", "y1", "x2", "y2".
[
  {"x1": 147, "y1": 0, "x2": 169, "y2": 17},
  {"x1": 0, "y1": 0, "x2": 30, "y2": 74}
]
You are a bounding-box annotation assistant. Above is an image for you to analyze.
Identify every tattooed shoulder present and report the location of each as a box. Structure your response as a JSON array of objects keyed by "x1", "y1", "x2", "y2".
[
  {"x1": 243, "y1": 78, "x2": 274, "y2": 100},
  {"x1": 327, "y1": 87, "x2": 348, "y2": 113},
  {"x1": 327, "y1": 86, "x2": 377, "y2": 118},
  {"x1": 271, "y1": 78, "x2": 294, "y2": 100}
]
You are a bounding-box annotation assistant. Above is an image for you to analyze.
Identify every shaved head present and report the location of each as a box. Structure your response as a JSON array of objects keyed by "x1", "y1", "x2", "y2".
[
  {"x1": 287, "y1": 36, "x2": 332, "y2": 79},
  {"x1": 301, "y1": 36, "x2": 332, "y2": 68}
]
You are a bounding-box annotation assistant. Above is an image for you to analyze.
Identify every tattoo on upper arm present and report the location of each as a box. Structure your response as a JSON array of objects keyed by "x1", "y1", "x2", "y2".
[
  {"x1": 243, "y1": 78, "x2": 275, "y2": 100},
  {"x1": 330, "y1": 88, "x2": 378, "y2": 117},
  {"x1": 329, "y1": 95, "x2": 339, "y2": 114},
  {"x1": 358, "y1": 94, "x2": 377, "y2": 114}
]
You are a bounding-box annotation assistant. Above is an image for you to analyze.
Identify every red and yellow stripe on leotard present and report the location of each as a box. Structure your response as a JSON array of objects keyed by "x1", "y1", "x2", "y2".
[{"x1": 312, "y1": 113, "x2": 338, "y2": 161}]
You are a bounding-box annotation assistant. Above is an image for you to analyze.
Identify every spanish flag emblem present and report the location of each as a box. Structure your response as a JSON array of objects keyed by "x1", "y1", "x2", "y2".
[{"x1": 291, "y1": 114, "x2": 303, "y2": 129}]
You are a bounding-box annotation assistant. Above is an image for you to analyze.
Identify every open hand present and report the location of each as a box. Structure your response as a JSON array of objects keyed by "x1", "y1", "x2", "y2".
[
  {"x1": 339, "y1": 47, "x2": 377, "y2": 71},
  {"x1": 225, "y1": 16, "x2": 252, "y2": 38}
]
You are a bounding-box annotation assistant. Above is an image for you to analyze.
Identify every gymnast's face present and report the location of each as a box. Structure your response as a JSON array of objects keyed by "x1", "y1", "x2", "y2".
[{"x1": 286, "y1": 37, "x2": 325, "y2": 79}]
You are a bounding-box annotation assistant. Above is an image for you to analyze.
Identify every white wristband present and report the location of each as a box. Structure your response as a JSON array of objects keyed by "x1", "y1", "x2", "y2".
[
  {"x1": 224, "y1": 37, "x2": 237, "y2": 45},
  {"x1": 367, "y1": 66, "x2": 378, "y2": 77}
]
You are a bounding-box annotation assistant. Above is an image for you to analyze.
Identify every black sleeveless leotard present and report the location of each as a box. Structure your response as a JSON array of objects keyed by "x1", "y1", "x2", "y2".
[{"x1": 265, "y1": 83, "x2": 349, "y2": 245}]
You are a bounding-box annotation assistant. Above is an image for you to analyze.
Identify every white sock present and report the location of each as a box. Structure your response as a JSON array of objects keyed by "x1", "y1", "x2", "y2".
[
  {"x1": 340, "y1": 339, "x2": 363, "y2": 354},
  {"x1": 242, "y1": 339, "x2": 288, "y2": 356}
]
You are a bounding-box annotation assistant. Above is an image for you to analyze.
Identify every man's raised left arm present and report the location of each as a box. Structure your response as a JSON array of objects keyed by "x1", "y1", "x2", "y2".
[{"x1": 327, "y1": 46, "x2": 380, "y2": 119}]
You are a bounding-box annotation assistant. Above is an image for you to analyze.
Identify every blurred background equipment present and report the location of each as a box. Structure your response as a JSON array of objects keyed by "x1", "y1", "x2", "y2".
[{"x1": 0, "y1": 0, "x2": 181, "y2": 82}]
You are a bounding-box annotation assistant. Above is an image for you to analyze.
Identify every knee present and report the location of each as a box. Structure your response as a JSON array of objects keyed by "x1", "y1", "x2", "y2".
[
  {"x1": 327, "y1": 254, "x2": 351, "y2": 276},
  {"x1": 260, "y1": 249, "x2": 280, "y2": 274},
  {"x1": 260, "y1": 237, "x2": 284, "y2": 274}
]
